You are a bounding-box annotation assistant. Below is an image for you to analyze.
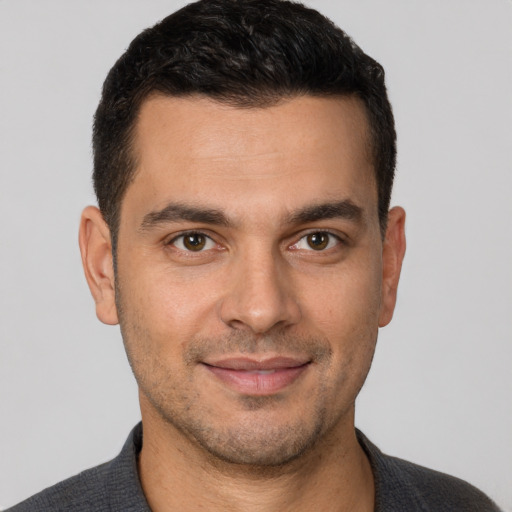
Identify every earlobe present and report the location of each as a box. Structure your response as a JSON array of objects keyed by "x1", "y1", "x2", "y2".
[
  {"x1": 78, "y1": 206, "x2": 119, "y2": 325},
  {"x1": 378, "y1": 206, "x2": 406, "y2": 327}
]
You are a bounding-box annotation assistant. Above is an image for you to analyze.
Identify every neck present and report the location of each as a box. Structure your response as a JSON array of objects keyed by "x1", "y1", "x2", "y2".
[{"x1": 138, "y1": 407, "x2": 374, "y2": 512}]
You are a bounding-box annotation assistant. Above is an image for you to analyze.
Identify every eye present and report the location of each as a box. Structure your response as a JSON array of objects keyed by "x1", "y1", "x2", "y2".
[
  {"x1": 292, "y1": 232, "x2": 340, "y2": 251},
  {"x1": 170, "y1": 232, "x2": 216, "y2": 252}
]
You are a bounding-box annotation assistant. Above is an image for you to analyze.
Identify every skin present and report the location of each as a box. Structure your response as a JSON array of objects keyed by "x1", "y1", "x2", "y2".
[{"x1": 79, "y1": 94, "x2": 406, "y2": 511}]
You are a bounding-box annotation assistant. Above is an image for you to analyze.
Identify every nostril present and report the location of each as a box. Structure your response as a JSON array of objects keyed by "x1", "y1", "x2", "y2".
[{"x1": 220, "y1": 296, "x2": 302, "y2": 335}]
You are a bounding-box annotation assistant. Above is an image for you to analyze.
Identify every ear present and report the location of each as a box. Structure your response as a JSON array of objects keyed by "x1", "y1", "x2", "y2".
[
  {"x1": 78, "y1": 206, "x2": 119, "y2": 325},
  {"x1": 378, "y1": 206, "x2": 406, "y2": 327}
]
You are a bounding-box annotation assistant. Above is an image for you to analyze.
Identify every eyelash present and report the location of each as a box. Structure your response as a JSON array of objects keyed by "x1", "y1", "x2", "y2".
[
  {"x1": 167, "y1": 231, "x2": 217, "y2": 252},
  {"x1": 167, "y1": 230, "x2": 344, "y2": 253},
  {"x1": 290, "y1": 231, "x2": 343, "y2": 252}
]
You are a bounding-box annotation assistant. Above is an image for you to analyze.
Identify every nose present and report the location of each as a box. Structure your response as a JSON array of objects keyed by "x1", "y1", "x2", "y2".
[{"x1": 219, "y1": 248, "x2": 302, "y2": 334}]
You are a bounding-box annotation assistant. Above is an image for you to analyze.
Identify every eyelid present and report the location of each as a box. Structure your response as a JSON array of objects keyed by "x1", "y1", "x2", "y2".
[
  {"x1": 289, "y1": 230, "x2": 345, "y2": 251},
  {"x1": 167, "y1": 230, "x2": 217, "y2": 251},
  {"x1": 164, "y1": 228, "x2": 347, "y2": 253}
]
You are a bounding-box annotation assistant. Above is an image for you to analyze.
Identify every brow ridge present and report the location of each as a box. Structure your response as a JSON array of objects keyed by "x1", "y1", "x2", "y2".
[
  {"x1": 139, "y1": 199, "x2": 363, "y2": 232},
  {"x1": 140, "y1": 202, "x2": 232, "y2": 231},
  {"x1": 287, "y1": 200, "x2": 363, "y2": 225}
]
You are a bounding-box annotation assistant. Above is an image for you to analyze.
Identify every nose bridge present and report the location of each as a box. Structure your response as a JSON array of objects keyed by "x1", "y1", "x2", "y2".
[{"x1": 219, "y1": 241, "x2": 301, "y2": 334}]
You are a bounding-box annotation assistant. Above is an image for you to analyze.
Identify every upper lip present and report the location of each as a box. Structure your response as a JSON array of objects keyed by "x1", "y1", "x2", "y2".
[{"x1": 203, "y1": 356, "x2": 311, "y2": 371}]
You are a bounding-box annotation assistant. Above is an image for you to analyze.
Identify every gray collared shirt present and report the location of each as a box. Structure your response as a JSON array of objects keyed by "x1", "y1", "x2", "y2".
[{"x1": 7, "y1": 423, "x2": 502, "y2": 511}]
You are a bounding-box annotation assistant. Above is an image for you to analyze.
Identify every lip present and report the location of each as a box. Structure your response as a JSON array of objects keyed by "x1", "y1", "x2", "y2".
[{"x1": 202, "y1": 356, "x2": 311, "y2": 396}]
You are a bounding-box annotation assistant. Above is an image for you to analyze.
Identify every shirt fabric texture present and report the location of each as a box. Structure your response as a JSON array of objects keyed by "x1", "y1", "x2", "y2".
[{"x1": 7, "y1": 423, "x2": 501, "y2": 511}]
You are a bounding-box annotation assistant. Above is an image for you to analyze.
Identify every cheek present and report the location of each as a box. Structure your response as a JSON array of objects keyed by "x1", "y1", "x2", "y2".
[
  {"x1": 117, "y1": 258, "x2": 223, "y2": 349},
  {"x1": 299, "y1": 260, "x2": 382, "y2": 337},
  {"x1": 298, "y1": 258, "x2": 382, "y2": 389}
]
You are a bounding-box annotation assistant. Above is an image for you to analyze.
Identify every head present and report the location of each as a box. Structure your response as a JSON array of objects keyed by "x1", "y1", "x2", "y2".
[
  {"x1": 81, "y1": 0, "x2": 405, "y2": 469},
  {"x1": 92, "y1": 0, "x2": 396, "y2": 252}
]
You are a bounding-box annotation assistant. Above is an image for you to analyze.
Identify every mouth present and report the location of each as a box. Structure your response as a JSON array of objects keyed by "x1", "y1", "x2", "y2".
[{"x1": 202, "y1": 356, "x2": 311, "y2": 396}]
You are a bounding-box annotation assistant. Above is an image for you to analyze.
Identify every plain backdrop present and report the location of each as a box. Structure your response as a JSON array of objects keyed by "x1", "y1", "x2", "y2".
[{"x1": 1, "y1": 0, "x2": 511, "y2": 510}]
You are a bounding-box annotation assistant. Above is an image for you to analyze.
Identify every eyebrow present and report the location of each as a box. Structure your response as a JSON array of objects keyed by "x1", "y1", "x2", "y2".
[
  {"x1": 287, "y1": 200, "x2": 363, "y2": 225},
  {"x1": 139, "y1": 199, "x2": 363, "y2": 232},
  {"x1": 140, "y1": 202, "x2": 232, "y2": 231}
]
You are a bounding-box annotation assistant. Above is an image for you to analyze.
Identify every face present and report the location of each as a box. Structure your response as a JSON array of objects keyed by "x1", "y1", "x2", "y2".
[{"x1": 81, "y1": 94, "x2": 405, "y2": 467}]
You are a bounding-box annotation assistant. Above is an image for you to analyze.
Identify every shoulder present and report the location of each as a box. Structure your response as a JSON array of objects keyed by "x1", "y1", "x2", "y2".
[
  {"x1": 6, "y1": 424, "x2": 149, "y2": 512},
  {"x1": 379, "y1": 453, "x2": 502, "y2": 511},
  {"x1": 5, "y1": 460, "x2": 113, "y2": 512},
  {"x1": 357, "y1": 430, "x2": 502, "y2": 512}
]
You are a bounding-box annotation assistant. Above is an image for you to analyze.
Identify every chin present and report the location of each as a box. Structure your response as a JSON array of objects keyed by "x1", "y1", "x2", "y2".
[
  {"x1": 155, "y1": 396, "x2": 329, "y2": 468},
  {"x1": 191, "y1": 419, "x2": 325, "y2": 468}
]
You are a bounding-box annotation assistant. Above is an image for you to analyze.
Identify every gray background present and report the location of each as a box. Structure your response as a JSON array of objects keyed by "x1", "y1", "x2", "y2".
[{"x1": 1, "y1": 0, "x2": 511, "y2": 510}]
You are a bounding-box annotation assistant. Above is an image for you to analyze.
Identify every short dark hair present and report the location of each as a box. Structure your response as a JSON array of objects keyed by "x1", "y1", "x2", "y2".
[{"x1": 93, "y1": 0, "x2": 396, "y2": 247}]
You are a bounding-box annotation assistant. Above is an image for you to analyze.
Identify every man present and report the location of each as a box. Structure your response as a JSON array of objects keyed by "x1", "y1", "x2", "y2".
[{"x1": 7, "y1": 0, "x2": 502, "y2": 511}]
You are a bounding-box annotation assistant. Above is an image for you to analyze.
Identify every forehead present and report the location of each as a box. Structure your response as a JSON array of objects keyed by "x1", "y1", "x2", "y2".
[
  {"x1": 124, "y1": 94, "x2": 376, "y2": 223},
  {"x1": 134, "y1": 94, "x2": 371, "y2": 167}
]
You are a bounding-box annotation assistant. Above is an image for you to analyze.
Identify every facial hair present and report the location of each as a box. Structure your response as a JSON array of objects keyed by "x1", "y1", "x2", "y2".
[{"x1": 122, "y1": 320, "x2": 345, "y2": 467}]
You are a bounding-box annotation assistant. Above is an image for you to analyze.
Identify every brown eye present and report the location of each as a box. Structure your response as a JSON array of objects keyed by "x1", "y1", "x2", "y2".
[
  {"x1": 171, "y1": 232, "x2": 215, "y2": 252},
  {"x1": 306, "y1": 232, "x2": 329, "y2": 250},
  {"x1": 183, "y1": 233, "x2": 207, "y2": 251},
  {"x1": 290, "y1": 231, "x2": 340, "y2": 253}
]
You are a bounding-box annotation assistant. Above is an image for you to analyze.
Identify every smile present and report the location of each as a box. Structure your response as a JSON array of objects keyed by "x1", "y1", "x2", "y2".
[{"x1": 202, "y1": 357, "x2": 311, "y2": 396}]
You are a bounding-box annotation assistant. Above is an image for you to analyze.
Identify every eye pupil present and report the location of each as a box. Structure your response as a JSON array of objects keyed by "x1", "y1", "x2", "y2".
[
  {"x1": 184, "y1": 234, "x2": 206, "y2": 251},
  {"x1": 307, "y1": 232, "x2": 329, "y2": 250}
]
